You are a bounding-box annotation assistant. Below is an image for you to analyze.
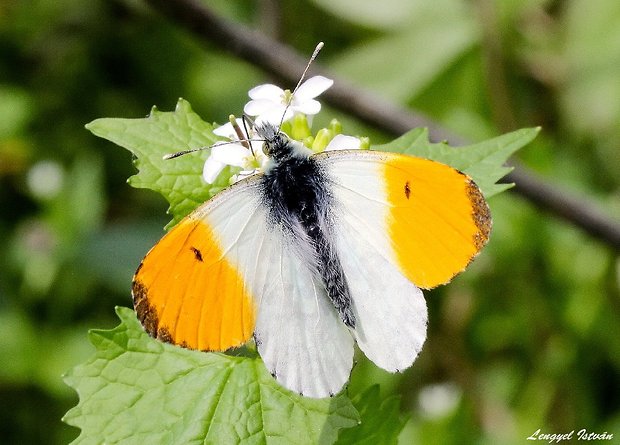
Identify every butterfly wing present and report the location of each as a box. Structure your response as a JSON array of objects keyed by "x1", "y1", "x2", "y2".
[
  {"x1": 252, "y1": 235, "x2": 354, "y2": 397},
  {"x1": 315, "y1": 149, "x2": 491, "y2": 371},
  {"x1": 132, "y1": 174, "x2": 354, "y2": 397},
  {"x1": 132, "y1": 176, "x2": 265, "y2": 351},
  {"x1": 317, "y1": 149, "x2": 491, "y2": 288}
]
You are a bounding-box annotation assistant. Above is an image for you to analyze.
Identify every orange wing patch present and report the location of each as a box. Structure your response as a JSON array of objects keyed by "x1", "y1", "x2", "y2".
[
  {"x1": 384, "y1": 155, "x2": 491, "y2": 289},
  {"x1": 132, "y1": 216, "x2": 256, "y2": 351}
]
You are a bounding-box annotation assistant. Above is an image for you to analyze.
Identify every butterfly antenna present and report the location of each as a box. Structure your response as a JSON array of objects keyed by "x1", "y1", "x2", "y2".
[
  {"x1": 278, "y1": 41, "x2": 324, "y2": 131},
  {"x1": 163, "y1": 146, "x2": 211, "y2": 160},
  {"x1": 164, "y1": 114, "x2": 257, "y2": 160},
  {"x1": 163, "y1": 139, "x2": 237, "y2": 160}
]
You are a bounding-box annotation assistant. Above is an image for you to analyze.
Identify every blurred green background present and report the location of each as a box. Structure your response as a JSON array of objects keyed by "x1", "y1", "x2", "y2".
[{"x1": 1, "y1": 0, "x2": 619, "y2": 443}]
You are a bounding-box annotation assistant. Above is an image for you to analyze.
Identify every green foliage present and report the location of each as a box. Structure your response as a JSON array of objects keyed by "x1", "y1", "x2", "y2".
[
  {"x1": 86, "y1": 100, "x2": 227, "y2": 228},
  {"x1": 336, "y1": 386, "x2": 406, "y2": 445},
  {"x1": 327, "y1": 0, "x2": 478, "y2": 103},
  {"x1": 64, "y1": 307, "x2": 359, "y2": 445}
]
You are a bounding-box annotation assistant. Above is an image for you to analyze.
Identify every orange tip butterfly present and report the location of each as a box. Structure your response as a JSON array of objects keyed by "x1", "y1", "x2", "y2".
[{"x1": 131, "y1": 43, "x2": 491, "y2": 398}]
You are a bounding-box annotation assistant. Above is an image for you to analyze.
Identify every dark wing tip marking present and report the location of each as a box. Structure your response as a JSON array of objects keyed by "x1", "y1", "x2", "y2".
[
  {"x1": 157, "y1": 326, "x2": 173, "y2": 344},
  {"x1": 190, "y1": 246, "x2": 204, "y2": 262},
  {"x1": 132, "y1": 279, "x2": 159, "y2": 338},
  {"x1": 132, "y1": 275, "x2": 202, "y2": 351},
  {"x1": 466, "y1": 179, "x2": 492, "y2": 250}
]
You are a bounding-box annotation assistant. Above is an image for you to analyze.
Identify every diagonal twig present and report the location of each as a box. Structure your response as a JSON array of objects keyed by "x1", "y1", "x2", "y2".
[{"x1": 144, "y1": 0, "x2": 620, "y2": 250}]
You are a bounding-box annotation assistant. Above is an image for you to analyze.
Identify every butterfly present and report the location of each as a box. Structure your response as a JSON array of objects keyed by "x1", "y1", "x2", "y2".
[{"x1": 131, "y1": 118, "x2": 492, "y2": 398}]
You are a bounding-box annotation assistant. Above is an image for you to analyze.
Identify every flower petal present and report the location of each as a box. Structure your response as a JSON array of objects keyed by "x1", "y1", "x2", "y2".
[
  {"x1": 202, "y1": 158, "x2": 226, "y2": 183},
  {"x1": 211, "y1": 144, "x2": 251, "y2": 166},
  {"x1": 244, "y1": 99, "x2": 281, "y2": 116},
  {"x1": 255, "y1": 107, "x2": 293, "y2": 126},
  {"x1": 234, "y1": 169, "x2": 259, "y2": 182},
  {"x1": 214, "y1": 119, "x2": 246, "y2": 139},
  {"x1": 325, "y1": 134, "x2": 362, "y2": 151},
  {"x1": 292, "y1": 99, "x2": 321, "y2": 116},
  {"x1": 248, "y1": 84, "x2": 284, "y2": 100},
  {"x1": 294, "y1": 76, "x2": 333, "y2": 101}
]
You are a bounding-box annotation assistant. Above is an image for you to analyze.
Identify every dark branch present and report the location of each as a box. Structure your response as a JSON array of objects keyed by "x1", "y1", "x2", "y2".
[{"x1": 144, "y1": 0, "x2": 620, "y2": 250}]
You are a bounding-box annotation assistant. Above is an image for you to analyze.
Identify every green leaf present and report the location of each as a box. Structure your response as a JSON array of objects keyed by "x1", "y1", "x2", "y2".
[
  {"x1": 63, "y1": 307, "x2": 359, "y2": 445},
  {"x1": 335, "y1": 385, "x2": 407, "y2": 445},
  {"x1": 85, "y1": 99, "x2": 230, "y2": 228},
  {"x1": 372, "y1": 127, "x2": 540, "y2": 197}
]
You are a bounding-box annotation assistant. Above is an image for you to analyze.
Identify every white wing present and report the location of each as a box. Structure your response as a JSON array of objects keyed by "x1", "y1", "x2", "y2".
[
  {"x1": 250, "y1": 234, "x2": 354, "y2": 398},
  {"x1": 315, "y1": 151, "x2": 428, "y2": 372},
  {"x1": 203, "y1": 176, "x2": 355, "y2": 398},
  {"x1": 335, "y1": 228, "x2": 427, "y2": 371}
]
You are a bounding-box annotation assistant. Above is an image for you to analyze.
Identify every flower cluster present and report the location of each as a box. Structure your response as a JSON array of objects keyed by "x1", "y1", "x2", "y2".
[{"x1": 203, "y1": 76, "x2": 367, "y2": 184}]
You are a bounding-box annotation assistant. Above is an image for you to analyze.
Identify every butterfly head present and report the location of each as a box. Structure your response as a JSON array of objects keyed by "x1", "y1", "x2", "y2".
[{"x1": 255, "y1": 122, "x2": 298, "y2": 163}]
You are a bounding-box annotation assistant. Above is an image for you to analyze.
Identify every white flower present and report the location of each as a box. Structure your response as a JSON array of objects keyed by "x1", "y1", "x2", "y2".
[
  {"x1": 244, "y1": 75, "x2": 333, "y2": 125},
  {"x1": 202, "y1": 119, "x2": 268, "y2": 183},
  {"x1": 324, "y1": 134, "x2": 362, "y2": 151}
]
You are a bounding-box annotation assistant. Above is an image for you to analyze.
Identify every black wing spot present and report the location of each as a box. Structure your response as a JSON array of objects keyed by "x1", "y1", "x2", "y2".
[
  {"x1": 404, "y1": 181, "x2": 411, "y2": 199},
  {"x1": 190, "y1": 246, "x2": 203, "y2": 262}
]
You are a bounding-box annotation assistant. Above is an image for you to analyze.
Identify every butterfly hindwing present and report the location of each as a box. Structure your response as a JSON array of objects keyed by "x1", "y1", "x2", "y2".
[
  {"x1": 334, "y1": 226, "x2": 428, "y2": 372},
  {"x1": 251, "y1": 229, "x2": 354, "y2": 397}
]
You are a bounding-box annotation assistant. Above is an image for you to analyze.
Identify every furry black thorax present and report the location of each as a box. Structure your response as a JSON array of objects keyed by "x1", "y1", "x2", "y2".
[{"x1": 256, "y1": 123, "x2": 355, "y2": 328}]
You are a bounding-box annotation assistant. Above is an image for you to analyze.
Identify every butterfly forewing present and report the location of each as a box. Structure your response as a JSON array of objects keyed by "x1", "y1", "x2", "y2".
[
  {"x1": 317, "y1": 150, "x2": 491, "y2": 289},
  {"x1": 132, "y1": 178, "x2": 264, "y2": 351}
]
